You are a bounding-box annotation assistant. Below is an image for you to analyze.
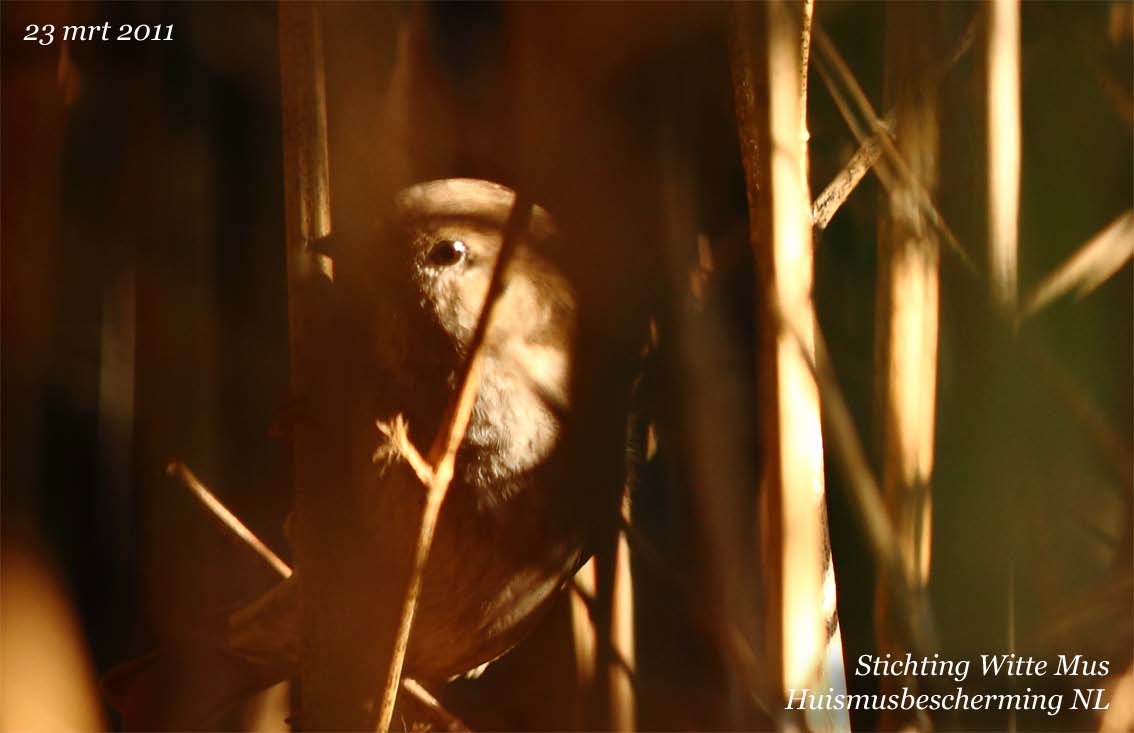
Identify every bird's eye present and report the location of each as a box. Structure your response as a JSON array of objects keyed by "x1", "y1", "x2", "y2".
[{"x1": 427, "y1": 239, "x2": 468, "y2": 267}]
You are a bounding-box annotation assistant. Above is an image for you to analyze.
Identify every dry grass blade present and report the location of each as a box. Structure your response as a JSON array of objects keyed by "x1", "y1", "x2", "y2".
[
  {"x1": 1021, "y1": 211, "x2": 1134, "y2": 319},
  {"x1": 812, "y1": 125, "x2": 888, "y2": 230},
  {"x1": 376, "y1": 195, "x2": 534, "y2": 733}
]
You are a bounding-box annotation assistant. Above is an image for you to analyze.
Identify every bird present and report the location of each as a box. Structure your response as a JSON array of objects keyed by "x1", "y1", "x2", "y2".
[
  {"x1": 106, "y1": 178, "x2": 627, "y2": 729},
  {"x1": 359, "y1": 178, "x2": 593, "y2": 680}
]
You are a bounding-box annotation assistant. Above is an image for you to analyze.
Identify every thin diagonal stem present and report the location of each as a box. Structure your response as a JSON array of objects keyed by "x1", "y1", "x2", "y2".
[
  {"x1": 813, "y1": 27, "x2": 977, "y2": 273},
  {"x1": 168, "y1": 462, "x2": 294, "y2": 580},
  {"x1": 169, "y1": 461, "x2": 470, "y2": 730},
  {"x1": 376, "y1": 195, "x2": 534, "y2": 732},
  {"x1": 812, "y1": 124, "x2": 889, "y2": 230},
  {"x1": 811, "y1": 15, "x2": 976, "y2": 231}
]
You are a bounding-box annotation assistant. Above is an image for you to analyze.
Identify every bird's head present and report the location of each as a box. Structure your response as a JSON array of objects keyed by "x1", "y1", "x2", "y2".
[{"x1": 372, "y1": 179, "x2": 577, "y2": 476}]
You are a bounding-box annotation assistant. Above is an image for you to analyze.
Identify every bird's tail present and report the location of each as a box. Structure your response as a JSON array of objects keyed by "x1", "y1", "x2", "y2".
[
  {"x1": 103, "y1": 582, "x2": 298, "y2": 730},
  {"x1": 103, "y1": 642, "x2": 285, "y2": 730}
]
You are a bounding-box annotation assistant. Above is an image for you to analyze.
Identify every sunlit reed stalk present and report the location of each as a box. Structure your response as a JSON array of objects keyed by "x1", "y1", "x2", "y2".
[
  {"x1": 798, "y1": 4, "x2": 852, "y2": 732},
  {"x1": 571, "y1": 559, "x2": 598, "y2": 727},
  {"x1": 569, "y1": 497, "x2": 635, "y2": 730},
  {"x1": 879, "y1": 0, "x2": 940, "y2": 610},
  {"x1": 873, "y1": 5, "x2": 942, "y2": 730},
  {"x1": 988, "y1": 0, "x2": 1021, "y2": 315},
  {"x1": 731, "y1": 1, "x2": 837, "y2": 725},
  {"x1": 570, "y1": 576, "x2": 639, "y2": 690},
  {"x1": 609, "y1": 498, "x2": 636, "y2": 732},
  {"x1": 765, "y1": 2, "x2": 834, "y2": 723},
  {"x1": 986, "y1": 9, "x2": 1022, "y2": 728}
]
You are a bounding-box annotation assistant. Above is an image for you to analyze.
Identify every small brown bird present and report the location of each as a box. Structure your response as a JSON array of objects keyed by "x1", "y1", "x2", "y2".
[
  {"x1": 108, "y1": 179, "x2": 625, "y2": 729},
  {"x1": 363, "y1": 178, "x2": 589, "y2": 679}
]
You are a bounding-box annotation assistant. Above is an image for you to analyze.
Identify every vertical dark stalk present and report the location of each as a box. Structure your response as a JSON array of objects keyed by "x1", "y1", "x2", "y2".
[
  {"x1": 278, "y1": 4, "x2": 332, "y2": 281},
  {"x1": 279, "y1": 4, "x2": 383, "y2": 729},
  {"x1": 729, "y1": 0, "x2": 781, "y2": 714},
  {"x1": 278, "y1": 4, "x2": 332, "y2": 728}
]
